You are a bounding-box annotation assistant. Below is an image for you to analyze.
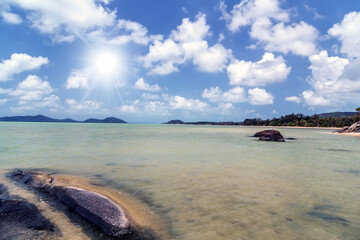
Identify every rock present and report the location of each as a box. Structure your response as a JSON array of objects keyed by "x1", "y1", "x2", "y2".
[
  {"x1": 253, "y1": 129, "x2": 285, "y2": 142},
  {"x1": 11, "y1": 171, "x2": 131, "y2": 237},
  {"x1": 54, "y1": 186, "x2": 131, "y2": 236},
  {"x1": 0, "y1": 199, "x2": 56, "y2": 240},
  {"x1": 335, "y1": 121, "x2": 360, "y2": 133}
]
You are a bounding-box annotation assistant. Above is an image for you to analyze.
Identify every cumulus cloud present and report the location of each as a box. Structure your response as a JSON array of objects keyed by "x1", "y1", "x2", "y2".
[
  {"x1": 302, "y1": 50, "x2": 360, "y2": 107},
  {"x1": 285, "y1": 96, "x2": 301, "y2": 103},
  {"x1": 142, "y1": 93, "x2": 160, "y2": 100},
  {"x1": 1, "y1": 11, "x2": 23, "y2": 24},
  {"x1": 66, "y1": 98, "x2": 104, "y2": 112},
  {"x1": 202, "y1": 86, "x2": 247, "y2": 103},
  {"x1": 1, "y1": 1, "x2": 162, "y2": 46},
  {"x1": 118, "y1": 104, "x2": 139, "y2": 114},
  {"x1": 219, "y1": 0, "x2": 288, "y2": 32},
  {"x1": 220, "y1": 0, "x2": 318, "y2": 56},
  {"x1": 328, "y1": 11, "x2": 360, "y2": 58},
  {"x1": 2, "y1": 75, "x2": 60, "y2": 112},
  {"x1": 227, "y1": 52, "x2": 291, "y2": 86},
  {"x1": 142, "y1": 13, "x2": 232, "y2": 75},
  {"x1": 108, "y1": 19, "x2": 162, "y2": 45},
  {"x1": 248, "y1": 88, "x2": 274, "y2": 105},
  {"x1": 0, "y1": 53, "x2": 48, "y2": 82},
  {"x1": 216, "y1": 102, "x2": 234, "y2": 115},
  {"x1": 66, "y1": 69, "x2": 90, "y2": 89},
  {"x1": 134, "y1": 78, "x2": 161, "y2": 92},
  {"x1": 1, "y1": 0, "x2": 116, "y2": 43},
  {"x1": 169, "y1": 95, "x2": 208, "y2": 111},
  {"x1": 250, "y1": 20, "x2": 319, "y2": 56},
  {"x1": 9, "y1": 75, "x2": 53, "y2": 101}
]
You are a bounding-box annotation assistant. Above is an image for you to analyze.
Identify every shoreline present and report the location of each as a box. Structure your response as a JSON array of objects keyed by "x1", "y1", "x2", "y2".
[
  {"x1": 332, "y1": 132, "x2": 360, "y2": 137},
  {"x1": 240, "y1": 125, "x2": 340, "y2": 130}
]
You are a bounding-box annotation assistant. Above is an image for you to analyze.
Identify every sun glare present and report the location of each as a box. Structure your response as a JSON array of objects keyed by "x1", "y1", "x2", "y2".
[{"x1": 94, "y1": 51, "x2": 118, "y2": 76}]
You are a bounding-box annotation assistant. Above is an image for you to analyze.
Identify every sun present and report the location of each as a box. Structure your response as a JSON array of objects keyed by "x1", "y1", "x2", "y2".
[{"x1": 93, "y1": 51, "x2": 119, "y2": 76}]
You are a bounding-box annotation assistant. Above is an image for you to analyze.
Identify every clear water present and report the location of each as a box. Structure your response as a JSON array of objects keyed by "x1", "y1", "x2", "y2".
[{"x1": 1, "y1": 122, "x2": 360, "y2": 239}]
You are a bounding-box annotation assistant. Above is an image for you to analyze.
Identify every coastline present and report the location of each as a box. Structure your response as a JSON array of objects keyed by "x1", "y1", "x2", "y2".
[
  {"x1": 240, "y1": 125, "x2": 340, "y2": 130},
  {"x1": 332, "y1": 132, "x2": 360, "y2": 137}
]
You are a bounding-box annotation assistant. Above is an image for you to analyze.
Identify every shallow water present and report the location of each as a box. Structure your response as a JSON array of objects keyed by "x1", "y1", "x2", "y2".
[{"x1": 1, "y1": 122, "x2": 360, "y2": 239}]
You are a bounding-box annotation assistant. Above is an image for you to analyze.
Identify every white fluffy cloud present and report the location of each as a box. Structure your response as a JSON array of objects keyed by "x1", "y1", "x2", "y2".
[
  {"x1": 250, "y1": 20, "x2": 319, "y2": 56},
  {"x1": 169, "y1": 95, "x2": 208, "y2": 111},
  {"x1": 284, "y1": 96, "x2": 301, "y2": 103},
  {"x1": 328, "y1": 11, "x2": 360, "y2": 58},
  {"x1": 9, "y1": 75, "x2": 53, "y2": 101},
  {"x1": 1, "y1": 11, "x2": 22, "y2": 24},
  {"x1": 142, "y1": 13, "x2": 232, "y2": 75},
  {"x1": 220, "y1": 0, "x2": 318, "y2": 56},
  {"x1": 66, "y1": 69, "x2": 90, "y2": 89},
  {"x1": 202, "y1": 86, "x2": 247, "y2": 103},
  {"x1": 134, "y1": 78, "x2": 161, "y2": 92},
  {"x1": 248, "y1": 88, "x2": 274, "y2": 105},
  {"x1": 219, "y1": 0, "x2": 288, "y2": 32},
  {"x1": 227, "y1": 52, "x2": 291, "y2": 86},
  {"x1": 2, "y1": 75, "x2": 60, "y2": 112},
  {"x1": 0, "y1": 53, "x2": 48, "y2": 82},
  {"x1": 108, "y1": 19, "x2": 162, "y2": 45},
  {"x1": 302, "y1": 50, "x2": 360, "y2": 107},
  {"x1": 66, "y1": 98, "x2": 104, "y2": 112},
  {"x1": 2, "y1": 0, "x2": 116, "y2": 42}
]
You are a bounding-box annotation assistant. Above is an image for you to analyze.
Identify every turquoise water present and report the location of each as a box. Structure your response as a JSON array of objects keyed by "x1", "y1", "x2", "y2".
[{"x1": 1, "y1": 122, "x2": 360, "y2": 239}]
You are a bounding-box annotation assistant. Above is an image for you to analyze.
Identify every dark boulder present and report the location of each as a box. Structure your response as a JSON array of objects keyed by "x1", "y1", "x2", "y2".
[
  {"x1": 54, "y1": 186, "x2": 131, "y2": 236},
  {"x1": 253, "y1": 129, "x2": 285, "y2": 142}
]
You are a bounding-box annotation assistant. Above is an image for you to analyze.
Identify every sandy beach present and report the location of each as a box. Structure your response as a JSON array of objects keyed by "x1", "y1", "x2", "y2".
[{"x1": 333, "y1": 132, "x2": 360, "y2": 137}]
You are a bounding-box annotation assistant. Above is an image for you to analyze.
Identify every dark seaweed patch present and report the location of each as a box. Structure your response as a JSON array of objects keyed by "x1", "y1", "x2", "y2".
[
  {"x1": 307, "y1": 211, "x2": 349, "y2": 225},
  {"x1": 105, "y1": 163, "x2": 117, "y2": 166},
  {"x1": 313, "y1": 205, "x2": 338, "y2": 211},
  {"x1": 320, "y1": 148, "x2": 352, "y2": 152},
  {"x1": 348, "y1": 170, "x2": 360, "y2": 176}
]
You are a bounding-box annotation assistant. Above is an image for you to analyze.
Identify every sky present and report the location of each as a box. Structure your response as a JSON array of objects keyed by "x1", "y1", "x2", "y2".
[{"x1": 0, "y1": 0, "x2": 359, "y2": 123}]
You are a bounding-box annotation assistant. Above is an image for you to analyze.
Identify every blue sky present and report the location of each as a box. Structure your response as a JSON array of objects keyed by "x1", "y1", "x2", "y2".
[{"x1": 0, "y1": 0, "x2": 359, "y2": 123}]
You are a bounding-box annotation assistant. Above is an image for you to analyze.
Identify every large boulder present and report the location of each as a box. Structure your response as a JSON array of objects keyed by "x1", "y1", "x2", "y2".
[
  {"x1": 11, "y1": 171, "x2": 131, "y2": 237},
  {"x1": 334, "y1": 121, "x2": 360, "y2": 133},
  {"x1": 54, "y1": 186, "x2": 131, "y2": 236},
  {"x1": 253, "y1": 129, "x2": 285, "y2": 142}
]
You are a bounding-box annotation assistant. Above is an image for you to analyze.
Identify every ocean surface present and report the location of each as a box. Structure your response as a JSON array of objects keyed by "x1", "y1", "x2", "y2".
[{"x1": 0, "y1": 122, "x2": 360, "y2": 240}]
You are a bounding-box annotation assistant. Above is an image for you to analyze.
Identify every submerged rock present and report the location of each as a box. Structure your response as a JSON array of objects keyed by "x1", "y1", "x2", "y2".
[
  {"x1": 0, "y1": 184, "x2": 56, "y2": 240},
  {"x1": 55, "y1": 186, "x2": 131, "y2": 236},
  {"x1": 253, "y1": 129, "x2": 285, "y2": 142},
  {"x1": 11, "y1": 171, "x2": 132, "y2": 237},
  {"x1": 334, "y1": 121, "x2": 360, "y2": 133}
]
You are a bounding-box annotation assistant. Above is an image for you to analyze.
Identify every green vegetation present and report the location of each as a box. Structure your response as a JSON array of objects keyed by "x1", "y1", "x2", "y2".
[
  {"x1": 356, "y1": 107, "x2": 360, "y2": 112},
  {"x1": 243, "y1": 113, "x2": 360, "y2": 128}
]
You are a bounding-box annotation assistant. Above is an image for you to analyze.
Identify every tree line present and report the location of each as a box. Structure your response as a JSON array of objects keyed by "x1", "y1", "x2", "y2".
[{"x1": 242, "y1": 113, "x2": 360, "y2": 128}]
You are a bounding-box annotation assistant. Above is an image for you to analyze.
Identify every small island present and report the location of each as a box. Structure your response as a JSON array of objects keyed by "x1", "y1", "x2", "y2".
[{"x1": 0, "y1": 115, "x2": 127, "y2": 124}]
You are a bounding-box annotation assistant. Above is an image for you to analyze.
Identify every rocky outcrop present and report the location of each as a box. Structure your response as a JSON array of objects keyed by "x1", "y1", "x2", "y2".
[
  {"x1": 11, "y1": 171, "x2": 131, "y2": 237},
  {"x1": 334, "y1": 121, "x2": 360, "y2": 133},
  {"x1": 253, "y1": 129, "x2": 285, "y2": 142},
  {"x1": 0, "y1": 184, "x2": 57, "y2": 240},
  {"x1": 54, "y1": 186, "x2": 130, "y2": 236}
]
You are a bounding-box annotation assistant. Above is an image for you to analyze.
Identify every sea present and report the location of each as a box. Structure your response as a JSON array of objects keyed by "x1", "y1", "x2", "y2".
[{"x1": 0, "y1": 122, "x2": 359, "y2": 240}]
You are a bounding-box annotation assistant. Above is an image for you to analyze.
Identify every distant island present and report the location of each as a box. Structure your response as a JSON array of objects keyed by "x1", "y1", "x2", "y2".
[
  {"x1": 0, "y1": 115, "x2": 127, "y2": 123},
  {"x1": 163, "y1": 112, "x2": 360, "y2": 128}
]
